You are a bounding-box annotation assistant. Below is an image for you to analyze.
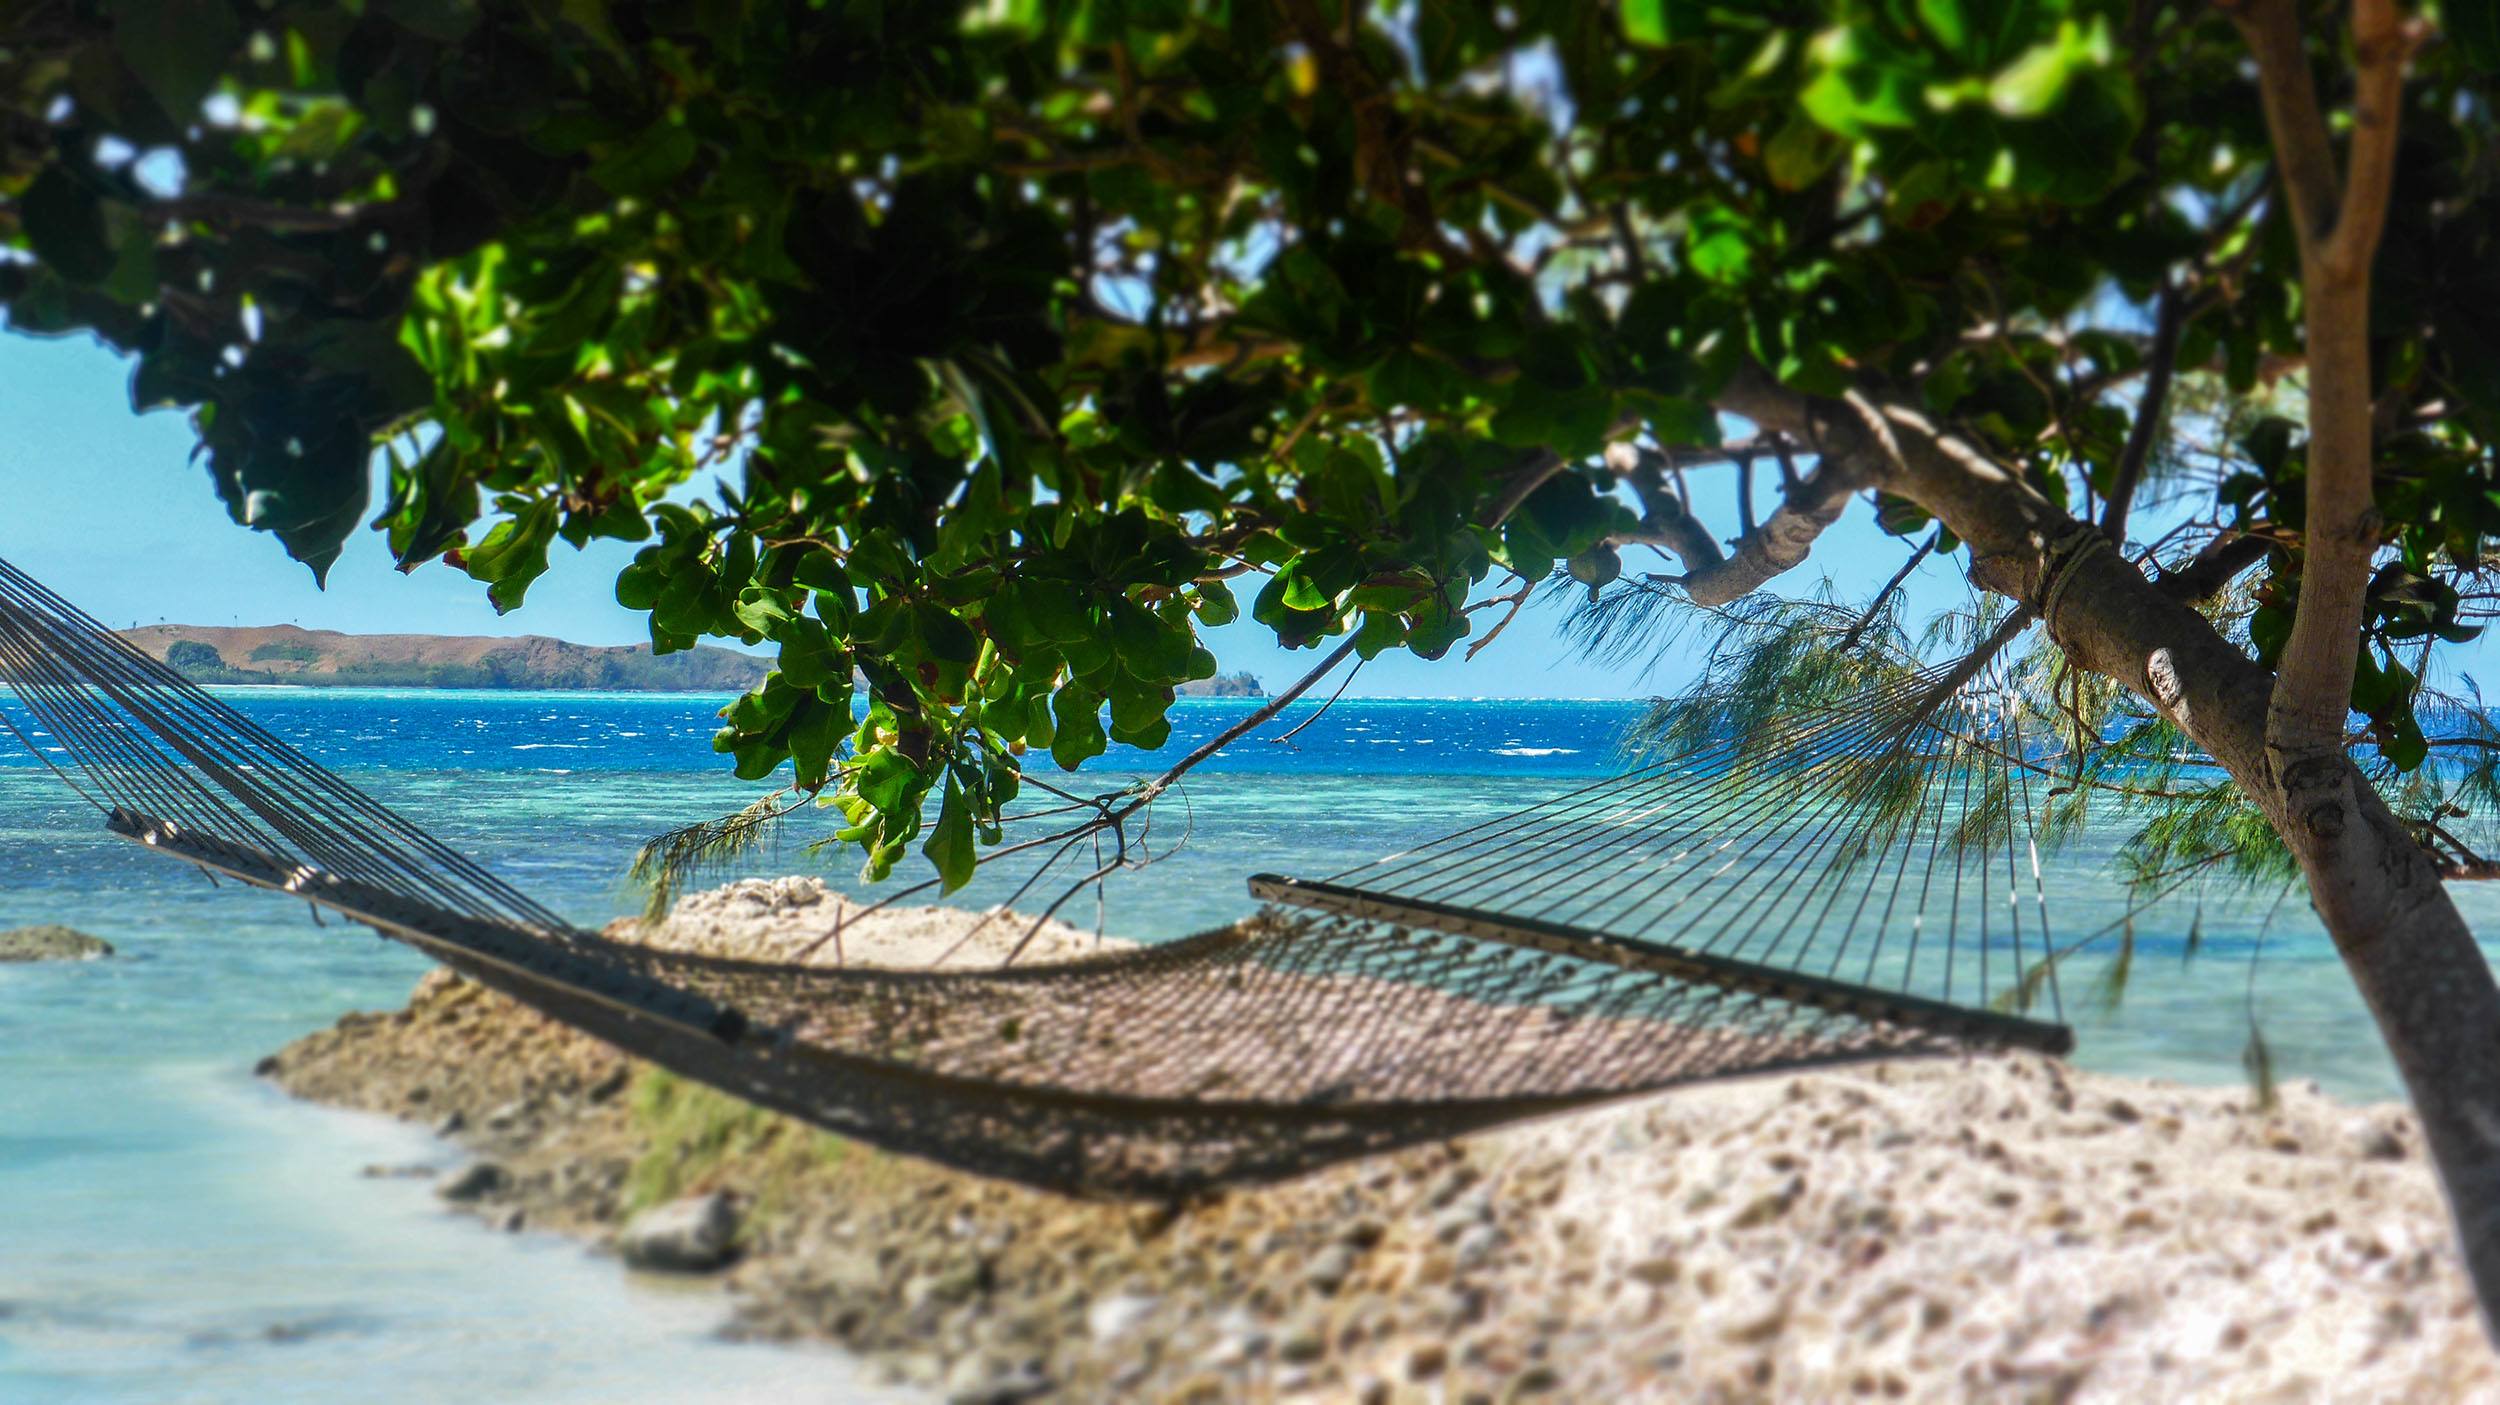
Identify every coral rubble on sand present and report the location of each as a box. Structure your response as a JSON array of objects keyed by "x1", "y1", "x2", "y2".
[{"x1": 258, "y1": 879, "x2": 2497, "y2": 1402}]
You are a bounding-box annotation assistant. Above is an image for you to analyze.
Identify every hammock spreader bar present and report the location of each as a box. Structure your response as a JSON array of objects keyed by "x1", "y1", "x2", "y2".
[{"x1": 1249, "y1": 873, "x2": 2074, "y2": 1056}]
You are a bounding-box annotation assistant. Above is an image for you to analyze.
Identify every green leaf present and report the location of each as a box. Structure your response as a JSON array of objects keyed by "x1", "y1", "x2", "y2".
[
  {"x1": 1621, "y1": 0, "x2": 1670, "y2": 46},
  {"x1": 778, "y1": 617, "x2": 844, "y2": 687},
  {"x1": 463, "y1": 497, "x2": 561, "y2": 612},
  {"x1": 1278, "y1": 564, "x2": 1332, "y2": 611},
  {"x1": 1684, "y1": 207, "x2": 1756, "y2": 283},
  {"x1": 734, "y1": 587, "x2": 799, "y2": 635},
  {"x1": 1989, "y1": 48, "x2": 2072, "y2": 118},
  {"x1": 107, "y1": 0, "x2": 241, "y2": 121},
  {"x1": 1193, "y1": 578, "x2": 1239, "y2": 627},
  {"x1": 590, "y1": 121, "x2": 697, "y2": 196},
  {"x1": 789, "y1": 696, "x2": 842, "y2": 789},
  {"x1": 1801, "y1": 33, "x2": 1924, "y2": 137},
  {"x1": 1376, "y1": 338, "x2": 1450, "y2": 402},
  {"x1": 1026, "y1": 584, "x2": 1095, "y2": 643},
  {"x1": 19, "y1": 171, "x2": 114, "y2": 286},
  {"x1": 205, "y1": 418, "x2": 375, "y2": 586},
  {"x1": 915, "y1": 603, "x2": 981, "y2": 666},
  {"x1": 1405, "y1": 593, "x2": 1470, "y2": 660},
  {"x1": 923, "y1": 778, "x2": 976, "y2": 893},
  {"x1": 1917, "y1": 0, "x2": 1971, "y2": 56},
  {"x1": 2382, "y1": 715, "x2": 2429, "y2": 771},
  {"x1": 1107, "y1": 597, "x2": 1193, "y2": 682},
  {"x1": 1762, "y1": 115, "x2": 1843, "y2": 192},
  {"x1": 1049, "y1": 685, "x2": 1107, "y2": 770},
  {"x1": 1352, "y1": 609, "x2": 1407, "y2": 659},
  {"x1": 854, "y1": 749, "x2": 919, "y2": 813}
]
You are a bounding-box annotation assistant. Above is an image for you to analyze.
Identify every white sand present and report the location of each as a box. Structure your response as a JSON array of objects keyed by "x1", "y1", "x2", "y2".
[{"x1": 627, "y1": 875, "x2": 1116, "y2": 968}]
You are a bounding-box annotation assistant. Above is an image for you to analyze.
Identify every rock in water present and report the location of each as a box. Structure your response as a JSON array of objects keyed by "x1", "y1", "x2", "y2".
[
  {"x1": 0, "y1": 925, "x2": 113, "y2": 961},
  {"x1": 618, "y1": 1192, "x2": 739, "y2": 1272},
  {"x1": 435, "y1": 1161, "x2": 509, "y2": 1203}
]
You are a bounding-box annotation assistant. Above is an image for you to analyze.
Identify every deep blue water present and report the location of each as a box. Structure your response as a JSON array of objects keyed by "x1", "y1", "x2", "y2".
[
  {"x1": 0, "y1": 688, "x2": 2487, "y2": 1402},
  {"x1": 0, "y1": 688, "x2": 1639, "y2": 777}
]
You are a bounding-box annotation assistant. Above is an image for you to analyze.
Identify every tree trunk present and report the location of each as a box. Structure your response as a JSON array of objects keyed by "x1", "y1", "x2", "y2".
[
  {"x1": 2285, "y1": 765, "x2": 2500, "y2": 1334},
  {"x1": 1717, "y1": 372, "x2": 2500, "y2": 1336},
  {"x1": 1945, "y1": 419, "x2": 2500, "y2": 1339}
]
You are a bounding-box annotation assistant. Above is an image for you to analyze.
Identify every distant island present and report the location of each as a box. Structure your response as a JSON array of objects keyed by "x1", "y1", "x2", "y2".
[
  {"x1": 122, "y1": 624, "x2": 1266, "y2": 697},
  {"x1": 1178, "y1": 671, "x2": 1266, "y2": 698},
  {"x1": 122, "y1": 624, "x2": 770, "y2": 692}
]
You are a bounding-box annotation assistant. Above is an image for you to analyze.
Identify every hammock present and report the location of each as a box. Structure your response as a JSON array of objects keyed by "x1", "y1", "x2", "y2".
[{"x1": 0, "y1": 556, "x2": 2072, "y2": 1197}]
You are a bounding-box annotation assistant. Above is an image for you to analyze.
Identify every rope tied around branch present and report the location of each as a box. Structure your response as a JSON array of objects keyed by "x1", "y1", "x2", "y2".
[{"x1": 2037, "y1": 522, "x2": 2118, "y2": 643}]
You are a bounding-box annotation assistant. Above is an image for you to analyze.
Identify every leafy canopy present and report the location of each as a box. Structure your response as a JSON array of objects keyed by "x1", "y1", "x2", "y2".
[{"x1": 5, "y1": 0, "x2": 2499, "y2": 890}]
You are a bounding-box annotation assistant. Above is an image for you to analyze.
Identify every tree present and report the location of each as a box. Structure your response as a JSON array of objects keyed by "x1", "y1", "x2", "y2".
[
  {"x1": 8, "y1": 0, "x2": 2500, "y2": 1330},
  {"x1": 163, "y1": 639, "x2": 228, "y2": 676}
]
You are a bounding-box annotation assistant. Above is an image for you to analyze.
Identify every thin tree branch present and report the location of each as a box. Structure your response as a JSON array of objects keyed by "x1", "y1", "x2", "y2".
[
  {"x1": 1476, "y1": 450, "x2": 1564, "y2": 528},
  {"x1": 2326, "y1": 0, "x2": 2420, "y2": 282},
  {"x1": 2154, "y1": 532, "x2": 2273, "y2": 604},
  {"x1": 2225, "y1": 0, "x2": 2340, "y2": 246},
  {"x1": 2102, "y1": 282, "x2": 2187, "y2": 547},
  {"x1": 1110, "y1": 632, "x2": 1363, "y2": 817},
  {"x1": 1463, "y1": 583, "x2": 1535, "y2": 661},
  {"x1": 1838, "y1": 529, "x2": 1940, "y2": 651},
  {"x1": 2236, "y1": 0, "x2": 2415, "y2": 753},
  {"x1": 1268, "y1": 656, "x2": 1365, "y2": 741}
]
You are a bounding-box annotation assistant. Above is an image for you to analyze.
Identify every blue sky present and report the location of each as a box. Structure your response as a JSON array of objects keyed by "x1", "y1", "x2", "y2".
[{"x1": 0, "y1": 326, "x2": 1981, "y2": 700}]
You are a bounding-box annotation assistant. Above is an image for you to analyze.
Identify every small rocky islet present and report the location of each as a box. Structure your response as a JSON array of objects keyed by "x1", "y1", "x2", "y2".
[
  {"x1": 259, "y1": 878, "x2": 2498, "y2": 1402},
  {"x1": 0, "y1": 924, "x2": 114, "y2": 961}
]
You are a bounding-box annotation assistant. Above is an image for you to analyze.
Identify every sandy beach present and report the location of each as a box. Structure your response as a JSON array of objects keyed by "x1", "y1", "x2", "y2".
[{"x1": 259, "y1": 878, "x2": 2500, "y2": 1402}]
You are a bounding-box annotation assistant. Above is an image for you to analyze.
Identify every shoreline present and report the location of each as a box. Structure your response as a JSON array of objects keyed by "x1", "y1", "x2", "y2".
[{"x1": 260, "y1": 878, "x2": 2499, "y2": 1402}]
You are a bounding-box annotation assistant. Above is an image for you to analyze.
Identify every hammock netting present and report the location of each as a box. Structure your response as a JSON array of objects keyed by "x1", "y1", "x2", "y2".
[{"x1": 0, "y1": 556, "x2": 2071, "y2": 1197}]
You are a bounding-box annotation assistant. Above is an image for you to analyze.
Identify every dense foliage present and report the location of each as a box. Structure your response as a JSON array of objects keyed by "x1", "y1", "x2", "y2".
[{"x1": 6, "y1": 0, "x2": 2500, "y2": 892}]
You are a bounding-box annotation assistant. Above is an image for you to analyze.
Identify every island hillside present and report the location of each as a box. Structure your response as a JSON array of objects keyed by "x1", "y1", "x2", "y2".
[
  {"x1": 123, "y1": 624, "x2": 770, "y2": 692},
  {"x1": 122, "y1": 625, "x2": 1266, "y2": 697}
]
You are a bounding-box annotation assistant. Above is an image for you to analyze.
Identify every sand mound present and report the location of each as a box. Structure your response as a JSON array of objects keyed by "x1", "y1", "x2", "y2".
[{"x1": 626, "y1": 875, "x2": 1116, "y2": 968}]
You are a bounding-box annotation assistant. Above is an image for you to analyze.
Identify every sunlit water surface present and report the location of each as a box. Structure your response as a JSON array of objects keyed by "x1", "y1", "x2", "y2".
[{"x1": 2, "y1": 690, "x2": 2487, "y2": 1402}]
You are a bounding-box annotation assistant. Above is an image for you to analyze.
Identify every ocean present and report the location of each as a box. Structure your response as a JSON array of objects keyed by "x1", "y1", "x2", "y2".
[{"x1": 0, "y1": 689, "x2": 2483, "y2": 1403}]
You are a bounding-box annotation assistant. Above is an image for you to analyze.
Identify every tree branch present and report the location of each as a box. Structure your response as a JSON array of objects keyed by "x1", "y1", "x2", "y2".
[
  {"x1": 2243, "y1": 0, "x2": 2414, "y2": 755},
  {"x1": 1475, "y1": 449, "x2": 1565, "y2": 528},
  {"x1": 1112, "y1": 632, "x2": 1362, "y2": 816},
  {"x1": 2226, "y1": 0, "x2": 2340, "y2": 246},
  {"x1": 1677, "y1": 456, "x2": 1871, "y2": 606},
  {"x1": 1673, "y1": 369, "x2": 1880, "y2": 606},
  {"x1": 1601, "y1": 443, "x2": 1723, "y2": 571},
  {"x1": 1838, "y1": 529, "x2": 1939, "y2": 651},
  {"x1": 2154, "y1": 532, "x2": 2272, "y2": 604},
  {"x1": 2102, "y1": 282, "x2": 2187, "y2": 547},
  {"x1": 2327, "y1": 0, "x2": 2419, "y2": 282}
]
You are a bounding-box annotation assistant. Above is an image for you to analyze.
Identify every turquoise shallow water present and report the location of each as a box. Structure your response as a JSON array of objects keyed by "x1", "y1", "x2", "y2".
[{"x1": 0, "y1": 689, "x2": 2488, "y2": 1401}]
